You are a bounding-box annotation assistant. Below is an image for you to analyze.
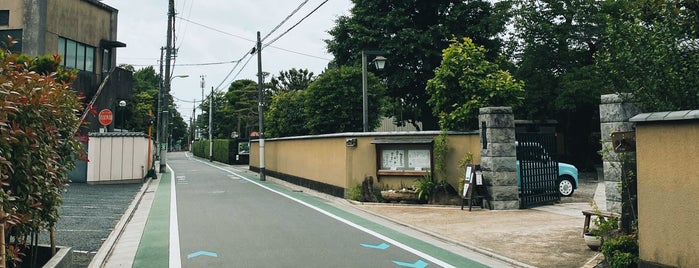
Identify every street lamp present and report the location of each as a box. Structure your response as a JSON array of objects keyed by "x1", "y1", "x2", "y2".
[
  {"x1": 361, "y1": 50, "x2": 387, "y2": 132},
  {"x1": 159, "y1": 74, "x2": 189, "y2": 173},
  {"x1": 118, "y1": 100, "x2": 127, "y2": 132}
]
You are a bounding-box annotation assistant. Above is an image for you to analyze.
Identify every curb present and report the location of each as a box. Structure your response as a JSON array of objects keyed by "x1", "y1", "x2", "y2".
[{"x1": 88, "y1": 177, "x2": 154, "y2": 268}]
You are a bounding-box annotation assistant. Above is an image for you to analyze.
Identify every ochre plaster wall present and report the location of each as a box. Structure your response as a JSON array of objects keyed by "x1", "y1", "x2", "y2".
[
  {"x1": 636, "y1": 122, "x2": 699, "y2": 267},
  {"x1": 250, "y1": 132, "x2": 481, "y2": 193}
]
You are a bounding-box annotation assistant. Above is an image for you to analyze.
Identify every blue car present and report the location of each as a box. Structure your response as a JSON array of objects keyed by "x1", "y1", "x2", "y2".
[{"x1": 516, "y1": 141, "x2": 579, "y2": 197}]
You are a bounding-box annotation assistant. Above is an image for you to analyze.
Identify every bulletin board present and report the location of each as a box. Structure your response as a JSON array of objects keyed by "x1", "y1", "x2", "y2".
[{"x1": 461, "y1": 165, "x2": 485, "y2": 211}]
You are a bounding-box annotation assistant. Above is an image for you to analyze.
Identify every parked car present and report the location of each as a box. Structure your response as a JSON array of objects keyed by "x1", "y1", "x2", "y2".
[{"x1": 515, "y1": 141, "x2": 579, "y2": 197}]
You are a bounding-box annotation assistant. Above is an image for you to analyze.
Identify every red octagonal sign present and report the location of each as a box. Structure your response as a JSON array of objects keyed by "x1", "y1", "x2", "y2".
[{"x1": 99, "y1": 109, "x2": 113, "y2": 126}]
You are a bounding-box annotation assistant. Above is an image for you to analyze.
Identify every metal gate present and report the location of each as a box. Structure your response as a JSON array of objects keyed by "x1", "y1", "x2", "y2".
[{"x1": 516, "y1": 133, "x2": 560, "y2": 208}]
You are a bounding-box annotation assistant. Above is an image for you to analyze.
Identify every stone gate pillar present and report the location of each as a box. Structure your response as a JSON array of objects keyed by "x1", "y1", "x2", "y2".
[
  {"x1": 599, "y1": 94, "x2": 641, "y2": 213},
  {"x1": 479, "y1": 107, "x2": 519, "y2": 210}
]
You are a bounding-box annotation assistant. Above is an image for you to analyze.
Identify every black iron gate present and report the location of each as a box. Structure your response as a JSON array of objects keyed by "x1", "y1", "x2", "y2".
[{"x1": 516, "y1": 133, "x2": 560, "y2": 208}]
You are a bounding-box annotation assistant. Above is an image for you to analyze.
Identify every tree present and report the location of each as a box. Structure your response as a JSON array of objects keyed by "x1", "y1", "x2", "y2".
[
  {"x1": 270, "y1": 68, "x2": 315, "y2": 94},
  {"x1": 224, "y1": 79, "x2": 259, "y2": 139},
  {"x1": 199, "y1": 90, "x2": 230, "y2": 139},
  {"x1": 326, "y1": 0, "x2": 510, "y2": 130},
  {"x1": 596, "y1": 0, "x2": 699, "y2": 112},
  {"x1": 304, "y1": 66, "x2": 385, "y2": 134},
  {"x1": 510, "y1": 0, "x2": 615, "y2": 169},
  {"x1": 427, "y1": 38, "x2": 524, "y2": 131},
  {"x1": 127, "y1": 66, "x2": 160, "y2": 133},
  {"x1": 265, "y1": 90, "x2": 308, "y2": 138}
]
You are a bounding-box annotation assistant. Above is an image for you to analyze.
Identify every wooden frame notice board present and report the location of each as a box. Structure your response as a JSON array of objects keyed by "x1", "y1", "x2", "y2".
[{"x1": 461, "y1": 165, "x2": 485, "y2": 211}]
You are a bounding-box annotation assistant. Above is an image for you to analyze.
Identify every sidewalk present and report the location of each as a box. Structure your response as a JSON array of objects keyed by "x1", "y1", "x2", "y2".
[{"x1": 90, "y1": 161, "x2": 605, "y2": 268}]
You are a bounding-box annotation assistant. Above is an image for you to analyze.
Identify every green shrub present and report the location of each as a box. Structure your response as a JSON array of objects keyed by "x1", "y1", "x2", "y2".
[
  {"x1": 602, "y1": 234, "x2": 638, "y2": 268},
  {"x1": 348, "y1": 184, "x2": 362, "y2": 201},
  {"x1": 415, "y1": 172, "x2": 435, "y2": 201}
]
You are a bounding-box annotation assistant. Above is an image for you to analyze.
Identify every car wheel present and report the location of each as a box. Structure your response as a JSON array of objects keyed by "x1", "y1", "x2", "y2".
[{"x1": 558, "y1": 176, "x2": 574, "y2": 197}]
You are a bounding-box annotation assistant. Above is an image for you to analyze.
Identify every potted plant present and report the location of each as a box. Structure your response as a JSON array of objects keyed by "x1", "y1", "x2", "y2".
[{"x1": 584, "y1": 202, "x2": 619, "y2": 251}]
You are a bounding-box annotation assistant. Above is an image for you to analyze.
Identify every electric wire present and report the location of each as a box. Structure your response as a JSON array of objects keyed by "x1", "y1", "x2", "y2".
[
  {"x1": 125, "y1": 60, "x2": 239, "y2": 67},
  {"x1": 176, "y1": 16, "x2": 331, "y2": 61},
  {"x1": 263, "y1": 0, "x2": 330, "y2": 49},
  {"x1": 261, "y1": 0, "x2": 309, "y2": 42},
  {"x1": 195, "y1": 0, "x2": 331, "y2": 94}
]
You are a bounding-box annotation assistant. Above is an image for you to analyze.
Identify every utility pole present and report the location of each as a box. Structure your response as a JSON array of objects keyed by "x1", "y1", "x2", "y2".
[
  {"x1": 208, "y1": 86, "x2": 213, "y2": 162},
  {"x1": 189, "y1": 99, "x2": 194, "y2": 151},
  {"x1": 256, "y1": 31, "x2": 266, "y2": 181},
  {"x1": 160, "y1": 0, "x2": 174, "y2": 173},
  {"x1": 198, "y1": 75, "x2": 205, "y2": 141},
  {"x1": 156, "y1": 47, "x2": 164, "y2": 159}
]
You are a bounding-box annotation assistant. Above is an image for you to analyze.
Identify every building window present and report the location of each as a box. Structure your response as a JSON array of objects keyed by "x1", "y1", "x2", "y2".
[
  {"x1": 0, "y1": 10, "x2": 9, "y2": 26},
  {"x1": 57, "y1": 37, "x2": 95, "y2": 72},
  {"x1": 0, "y1": 29, "x2": 22, "y2": 52},
  {"x1": 372, "y1": 138, "x2": 433, "y2": 176}
]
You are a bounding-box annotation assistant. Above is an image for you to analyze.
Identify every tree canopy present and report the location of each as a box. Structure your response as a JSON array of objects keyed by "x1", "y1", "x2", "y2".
[
  {"x1": 427, "y1": 38, "x2": 524, "y2": 131},
  {"x1": 270, "y1": 68, "x2": 315, "y2": 94},
  {"x1": 304, "y1": 66, "x2": 386, "y2": 134},
  {"x1": 326, "y1": 0, "x2": 510, "y2": 130},
  {"x1": 596, "y1": 0, "x2": 699, "y2": 111}
]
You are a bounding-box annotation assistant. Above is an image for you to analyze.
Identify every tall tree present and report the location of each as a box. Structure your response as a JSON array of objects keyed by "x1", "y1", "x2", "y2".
[
  {"x1": 510, "y1": 0, "x2": 613, "y2": 169},
  {"x1": 304, "y1": 66, "x2": 385, "y2": 134},
  {"x1": 199, "y1": 90, "x2": 230, "y2": 139},
  {"x1": 427, "y1": 38, "x2": 524, "y2": 131},
  {"x1": 265, "y1": 90, "x2": 308, "y2": 138},
  {"x1": 326, "y1": 0, "x2": 510, "y2": 130},
  {"x1": 270, "y1": 68, "x2": 315, "y2": 94},
  {"x1": 224, "y1": 79, "x2": 259, "y2": 138},
  {"x1": 597, "y1": 0, "x2": 699, "y2": 112},
  {"x1": 127, "y1": 66, "x2": 160, "y2": 133}
]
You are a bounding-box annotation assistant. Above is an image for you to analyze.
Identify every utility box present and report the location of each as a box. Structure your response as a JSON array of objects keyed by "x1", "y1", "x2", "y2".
[{"x1": 86, "y1": 132, "x2": 152, "y2": 183}]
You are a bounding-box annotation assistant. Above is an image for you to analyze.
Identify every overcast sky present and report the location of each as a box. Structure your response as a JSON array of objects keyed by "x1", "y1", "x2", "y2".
[{"x1": 101, "y1": 0, "x2": 353, "y2": 122}]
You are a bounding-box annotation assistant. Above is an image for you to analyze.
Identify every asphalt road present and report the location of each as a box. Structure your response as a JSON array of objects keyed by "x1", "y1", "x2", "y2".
[{"x1": 165, "y1": 152, "x2": 489, "y2": 268}]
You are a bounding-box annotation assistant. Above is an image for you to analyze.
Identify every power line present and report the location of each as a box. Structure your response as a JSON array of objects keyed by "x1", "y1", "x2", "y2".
[
  {"x1": 261, "y1": 0, "x2": 309, "y2": 42},
  {"x1": 176, "y1": 16, "x2": 255, "y2": 43},
  {"x1": 175, "y1": 15, "x2": 331, "y2": 61},
  {"x1": 124, "y1": 60, "x2": 240, "y2": 67},
  {"x1": 263, "y1": 0, "x2": 330, "y2": 49},
  {"x1": 205, "y1": 0, "x2": 332, "y2": 94}
]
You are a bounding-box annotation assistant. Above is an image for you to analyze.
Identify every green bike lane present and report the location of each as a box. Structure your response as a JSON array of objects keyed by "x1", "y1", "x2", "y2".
[{"x1": 132, "y1": 152, "x2": 502, "y2": 267}]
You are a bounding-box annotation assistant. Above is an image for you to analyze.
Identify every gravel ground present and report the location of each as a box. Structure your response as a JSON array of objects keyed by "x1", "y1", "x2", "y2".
[{"x1": 39, "y1": 182, "x2": 144, "y2": 268}]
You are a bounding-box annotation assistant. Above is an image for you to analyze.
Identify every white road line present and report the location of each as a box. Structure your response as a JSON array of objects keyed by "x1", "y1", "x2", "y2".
[
  {"x1": 168, "y1": 165, "x2": 182, "y2": 268},
  {"x1": 192, "y1": 157, "x2": 455, "y2": 268}
]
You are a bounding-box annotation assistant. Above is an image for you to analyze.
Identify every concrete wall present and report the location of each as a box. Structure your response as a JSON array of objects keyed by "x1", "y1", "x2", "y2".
[
  {"x1": 250, "y1": 132, "x2": 480, "y2": 195},
  {"x1": 46, "y1": 0, "x2": 114, "y2": 75},
  {"x1": 0, "y1": 1, "x2": 24, "y2": 29},
  {"x1": 633, "y1": 118, "x2": 699, "y2": 267}
]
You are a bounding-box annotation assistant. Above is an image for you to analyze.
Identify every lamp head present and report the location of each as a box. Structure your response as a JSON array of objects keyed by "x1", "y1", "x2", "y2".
[{"x1": 372, "y1": 56, "x2": 387, "y2": 70}]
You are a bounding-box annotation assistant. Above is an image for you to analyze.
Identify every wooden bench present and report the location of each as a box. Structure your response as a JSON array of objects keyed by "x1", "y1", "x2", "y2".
[{"x1": 582, "y1": 210, "x2": 619, "y2": 236}]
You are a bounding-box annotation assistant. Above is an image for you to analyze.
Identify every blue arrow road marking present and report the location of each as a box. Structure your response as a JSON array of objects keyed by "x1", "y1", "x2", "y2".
[
  {"x1": 392, "y1": 260, "x2": 428, "y2": 268},
  {"x1": 360, "y1": 242, "x2": 390, "y2": 250},
  {"x1": 187, "y1": 251, "x2": 218, "y2": 259}
]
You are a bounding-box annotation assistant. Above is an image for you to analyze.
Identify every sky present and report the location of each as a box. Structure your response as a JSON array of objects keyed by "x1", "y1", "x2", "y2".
[{"x1": 101, "y1": 0, "x2": 353, "y2": 123}]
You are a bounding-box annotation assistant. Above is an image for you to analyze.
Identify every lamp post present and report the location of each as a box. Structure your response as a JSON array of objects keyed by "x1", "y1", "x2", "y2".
[
  {"x1": 361, "y1": 50, "x2": 387, "y2": 132},
  {"x1": 118, "y1": 100, "x2": 126, "y2": 132},
  {"x1": 159, "y1": 74, "x2": 188, "y2": 173}
]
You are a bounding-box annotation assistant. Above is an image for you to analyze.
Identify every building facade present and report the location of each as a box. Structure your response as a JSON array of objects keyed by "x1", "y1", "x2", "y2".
[{"x1": 0, "y1": 0, "x2": 131, "y2": 132}]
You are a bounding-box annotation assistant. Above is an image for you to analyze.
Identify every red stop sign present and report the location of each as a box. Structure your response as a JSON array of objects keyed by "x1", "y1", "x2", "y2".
[{"x1": 99, "y1": 109, "x2": 113, "y2": 126}]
